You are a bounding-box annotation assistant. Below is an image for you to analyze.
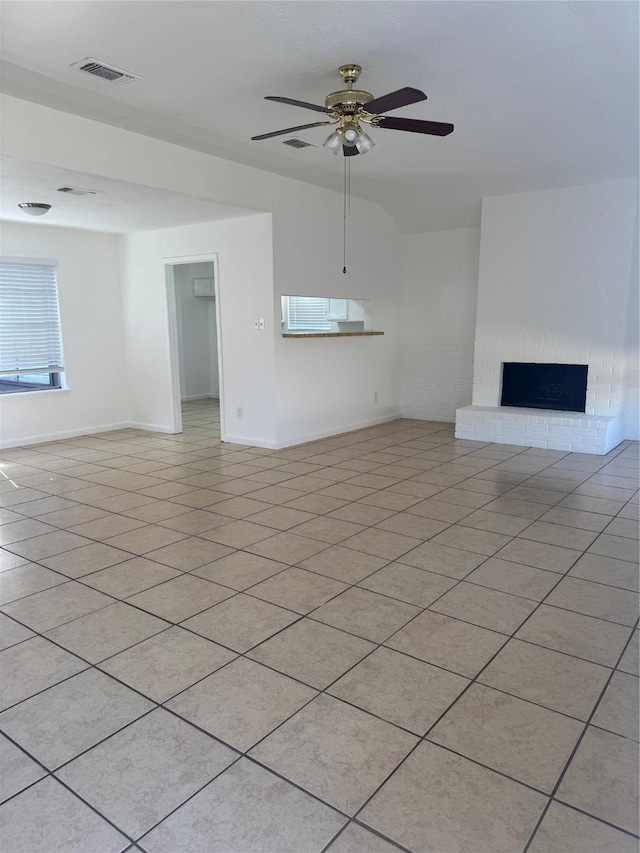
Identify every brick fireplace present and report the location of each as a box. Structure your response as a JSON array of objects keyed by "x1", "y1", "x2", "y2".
[{"x1": 455, "y1": 179, "x2": 637, "y2": 454}]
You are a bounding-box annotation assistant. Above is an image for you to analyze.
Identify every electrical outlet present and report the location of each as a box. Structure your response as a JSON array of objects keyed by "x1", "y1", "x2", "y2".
[
  {"x1": 258, "y1": 318, "x2": 265, "y2": 330},
  {"x1": 374, "y1": 392, "x2": 378, "y2": 403},
  {"x1": 236, "y1": 406, "x2": 243, "y2": 419}
]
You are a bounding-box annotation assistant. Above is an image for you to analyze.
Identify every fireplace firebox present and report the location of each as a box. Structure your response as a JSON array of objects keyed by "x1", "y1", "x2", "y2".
[{"x1": 500, "y1": 363, "x2": 588, "y2": 413}]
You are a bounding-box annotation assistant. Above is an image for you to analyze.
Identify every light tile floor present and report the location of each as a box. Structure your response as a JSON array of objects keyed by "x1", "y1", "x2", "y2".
[{"x1": 0, "y1": 405, "x2": 638, "y2": 852}]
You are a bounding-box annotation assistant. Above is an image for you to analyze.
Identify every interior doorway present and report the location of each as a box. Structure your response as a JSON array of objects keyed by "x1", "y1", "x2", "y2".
[{"x1": 165, "y1": 254, "x2": 224, "y2": 439}]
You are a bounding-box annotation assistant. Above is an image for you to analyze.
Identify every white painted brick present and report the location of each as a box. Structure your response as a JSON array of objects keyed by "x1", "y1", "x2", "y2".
[
  {"x1": 461, "y1": 180, "x2": 635, "y2": 453},
  {"x1": 456, "y1": 405, "x2": 621, "y2": 454},
  {"x1": 401, "y1": 229, "x2": 480, "y2": 422}
]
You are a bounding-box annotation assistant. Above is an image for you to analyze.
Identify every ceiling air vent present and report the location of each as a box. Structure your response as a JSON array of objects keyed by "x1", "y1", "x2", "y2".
[
  {"x1": 57, "y1": 186, "x2": 98, "y2": 196},
  {"x1": 70, "y1": 57, "x2": 141, "y2": 85},
  {"x1": 282, "y1": 138, "x2": 315, "y2": 149}
]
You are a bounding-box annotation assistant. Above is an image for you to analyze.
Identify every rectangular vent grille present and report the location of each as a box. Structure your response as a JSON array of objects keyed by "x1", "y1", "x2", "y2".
[
  {"x1": 282, "y1": 138, "x2": 314, "y2": 149},
  {"x1": 70, "y1": 57, "x2": 141, "y2": 85},
  {"x1": 57, "y1": 186, "x2": 98, "y2": 196}
]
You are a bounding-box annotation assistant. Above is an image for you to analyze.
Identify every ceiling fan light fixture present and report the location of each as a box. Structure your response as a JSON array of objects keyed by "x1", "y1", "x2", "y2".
[
  {"x1": 355, "y1": 130, "x2": 375, "y2": 154},
  {"x1": 342, "y1": 127, "x2": 359, "y2": 147},
  {"x1": 323, "y1": 129, "x2": 343, "y2": 155},
  {"x1": 254, "y1": 66, "x2": 453, "y2": 157}
]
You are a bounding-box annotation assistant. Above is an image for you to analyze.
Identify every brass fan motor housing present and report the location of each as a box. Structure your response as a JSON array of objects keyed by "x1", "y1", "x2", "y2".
[
  {"x1": 325, "y1": 64, "x2": 373, "y2": 114},
  {"x1": 325, "y1": 89, "x2": 374, "y2": 114},
  {"x1": 339, "y1": 64, "x2": 362, "y2": 84}
]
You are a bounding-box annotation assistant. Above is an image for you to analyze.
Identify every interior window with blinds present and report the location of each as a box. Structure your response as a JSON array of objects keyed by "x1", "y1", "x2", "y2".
[
  {"x1": 282, "y1": 296, "x2": 332, "y2": 332},
  {"x1": 0, "y1": 259, "x2": 65, "y2": 393},
  {"x1": 281, "y1": 295, "x2": 371, "y2": 335}
]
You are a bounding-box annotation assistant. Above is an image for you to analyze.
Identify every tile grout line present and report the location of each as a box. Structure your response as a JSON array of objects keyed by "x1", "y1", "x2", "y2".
[
  {"x1": 3, "y1": 427, "x2": 633, "y2": 574},
  {"x1": 1, "y1": 437, "x2": 563, "y2": 643},
  {"x1": 521, "y1": 618, "x2": 640, "y2": 851},
  {"x1": 3, "y1": 436, "x2": 636, "y2": 713},
  {"x1": 331, "y1": 457, "x2": 638, "y2": 845},
  {"x1": 1, "y1": 421, "x2": 637, "y2": 849},
  {"x1": 0, "y1": 727, "x2": 142, "y2": 846},
  {"x1": 3, "y1": 442, "x2": 636, "y2": 683}
]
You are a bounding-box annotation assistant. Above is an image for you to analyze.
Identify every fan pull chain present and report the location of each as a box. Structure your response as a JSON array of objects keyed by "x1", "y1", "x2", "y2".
[
  {"x1": 343, "y1": 156, "x2": 351, "y2": 274},
  {"x1": 343, "y1": 156, "x2": 347, "y2": 274}
]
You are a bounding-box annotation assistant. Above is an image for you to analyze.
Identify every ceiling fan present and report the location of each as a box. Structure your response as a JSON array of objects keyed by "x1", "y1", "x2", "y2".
[{"x1": 251, "y1": 64, "x2": 453, "y2": 156}]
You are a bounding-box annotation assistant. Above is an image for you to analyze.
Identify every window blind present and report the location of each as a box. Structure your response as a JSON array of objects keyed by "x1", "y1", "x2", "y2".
[
  {"x1": 0, "y1": 260, "x2": 64, "y2": 375},
  {"x1": 287, "y1": 296, "x2": 331, "y2": 331}
]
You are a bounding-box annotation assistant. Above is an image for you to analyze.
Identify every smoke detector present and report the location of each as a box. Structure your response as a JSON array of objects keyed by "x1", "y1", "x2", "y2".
[{"x1": 69, "y1": 57, "x2": 141, "y2": 85}]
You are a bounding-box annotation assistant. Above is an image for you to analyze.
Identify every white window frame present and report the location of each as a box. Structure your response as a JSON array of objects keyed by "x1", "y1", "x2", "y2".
[{"x1": 0, "y1": 257, "x2": 66, "y2": 394}]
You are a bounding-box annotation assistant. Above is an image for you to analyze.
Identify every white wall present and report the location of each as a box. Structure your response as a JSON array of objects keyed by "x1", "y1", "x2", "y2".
[
  {"x1": 119, "y1": 188, "x2": 404, "y2": 449},
  {"x1": 3, "y1": 96, "x2": 405, "y2": 449},
  {"x1": 0, "y1": 95, "x2": 274, "y2": 214},
  {"x1": 401, "y1": 227, "x2": 480, "y2": 422},
  {"x1": 271, "y1": 178, "x2": 403, "y2": 446},
  {"x1": 2, "y1": 98, "x2": 637, "y2": 449},
  {"x1": 0, "y1": 221, "x2": 129, "y2": 447},
  {"x1": 174, "y1": 262, "x2": 218, "y2": 400},
  {"x1": 472, "y1": 179, "x2": 638, "y2": 428},
  {"x1": 622, "y1": 214, "x2": 639, "y2": 439},
  {"x1": 118, "y1": 215, "x2": 276, "y2": 445}
]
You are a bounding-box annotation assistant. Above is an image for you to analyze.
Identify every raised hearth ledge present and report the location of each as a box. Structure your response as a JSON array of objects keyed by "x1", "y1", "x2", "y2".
[
  {"x1": 455, "y1": 405, "x2": 623, "y2": 455},
  {"x1": 282, "y1": 331, "x2": 384, "y2": 338}
]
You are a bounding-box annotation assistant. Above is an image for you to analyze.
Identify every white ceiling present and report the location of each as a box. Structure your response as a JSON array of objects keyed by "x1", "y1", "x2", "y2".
[
  {"x1": 1, "y1": 1, "x2": 638, "y2": 233},
  {"x1": 0, "y1": 156, "x2": 258, "y2": 233}
]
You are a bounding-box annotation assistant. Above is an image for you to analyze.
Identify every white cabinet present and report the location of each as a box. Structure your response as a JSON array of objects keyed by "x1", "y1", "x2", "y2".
[
  {"x1": 192, "y1": 277, "x2": 214, "y2": 297},
  {"x1": 327, "y1": 298, "x2": 348, "y2": 320},
  {"x1": 347, "y1": 300, "x2": 365, "y2": 321},
  {"x1": 327, "y1": 298, "x2": 366, "y2": 321}
]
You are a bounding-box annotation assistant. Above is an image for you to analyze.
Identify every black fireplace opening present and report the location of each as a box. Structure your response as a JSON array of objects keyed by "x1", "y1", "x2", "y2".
[{"x1": 500, "y1": 363, "x2": 588, "y2": 413}]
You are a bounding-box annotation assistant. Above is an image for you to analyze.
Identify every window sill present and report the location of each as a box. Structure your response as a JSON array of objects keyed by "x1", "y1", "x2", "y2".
[
  {"x1": 282, "y1": 331, "x2": 384, "y2": 339},
  {"x1": 0, "y1": 388, "x2": 70, "y2": 398}
]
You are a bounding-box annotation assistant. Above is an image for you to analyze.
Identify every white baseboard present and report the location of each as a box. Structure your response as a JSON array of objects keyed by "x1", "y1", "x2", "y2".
[
  {"x1": 222, "y1": 434, "x2": 278, "y2": 449},
  {"x1": 223, "y1": 414, "x2": 403, "y2": 451},
  {"x1": 273, "y1": 412, "x2": 403, "y2": 449},
  {"x1": 2, "y1": 411, "x2": 408, "y2": 451},
  {"x1": 0, "y1": 422, "x2": 132, "y2": 450},
  {"x1": 128, "y1": 422, "x2": 177, "y2": 434},
  {"x1": 401, "y1": 409, "x2": 457, "y2": 423},
  {"x1": 180, "y1": 395, "x2": 220, "y2": 402},
  {"x1": 0, "y1": 420, "x2": 184, "y2": 449}
]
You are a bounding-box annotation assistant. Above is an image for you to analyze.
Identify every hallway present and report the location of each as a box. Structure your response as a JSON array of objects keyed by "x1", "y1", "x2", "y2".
[{"x1": 181, "y1": 399, "x2": 220, "y2": 442}]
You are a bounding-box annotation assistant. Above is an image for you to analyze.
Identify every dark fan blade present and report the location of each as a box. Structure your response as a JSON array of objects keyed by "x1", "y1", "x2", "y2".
[
  {"x1": 377, "y1": 116, "x2": 454, "y2": 136},
  {"x1": 343, "y1": 145, "x2": 359, "y2": 156},
  {"x1": 251, "y1": 121, "x2": 331, "y2": 141},
  {"x1": 364, "y1": 87, "x2": 427, "y2": 115},
  {"x1": 265, "y1": 96, "x2": 328, "y2": 114}
]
